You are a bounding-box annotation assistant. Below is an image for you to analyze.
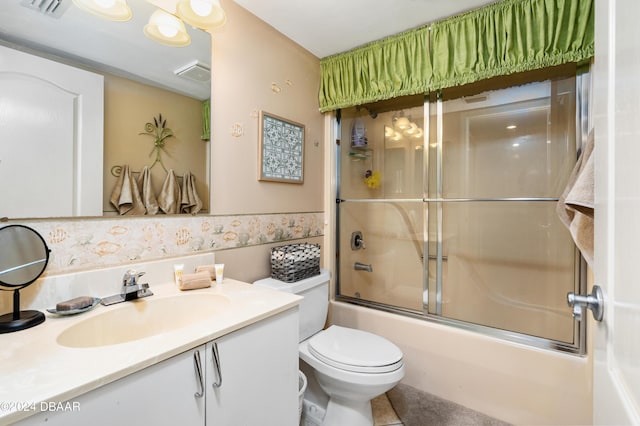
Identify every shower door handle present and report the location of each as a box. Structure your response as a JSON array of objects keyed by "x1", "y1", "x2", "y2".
[{"x1": 567, "y1": 286, "x2": 604, "y2": 322}]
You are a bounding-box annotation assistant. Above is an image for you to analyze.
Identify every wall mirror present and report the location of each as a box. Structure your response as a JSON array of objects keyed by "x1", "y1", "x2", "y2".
[{"x1": 0, "y1": 0, "x2": 211, "y2": 219}]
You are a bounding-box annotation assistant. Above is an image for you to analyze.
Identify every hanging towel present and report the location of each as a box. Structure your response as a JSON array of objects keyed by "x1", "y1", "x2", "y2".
[
  {"x1": 109, "y1": 165, "x2": 146, "y2": 215},
  {"x1": 181, "y1": 171, "x2": 203, "y2": 214},
  {"x1": 158, "y1": 169, "x2": 181, "y2": 214},
  {"x1": 557, "y1": 130, "x2": 594, "y2": 267},
  {"x1": 137, "y1": 166, "x2": 159, "y2": 215}
]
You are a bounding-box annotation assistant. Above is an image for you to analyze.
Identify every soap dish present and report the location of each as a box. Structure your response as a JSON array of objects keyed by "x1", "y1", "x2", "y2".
[{"x1": 47, "y1": 297, "x2": 101, "y2": 316}]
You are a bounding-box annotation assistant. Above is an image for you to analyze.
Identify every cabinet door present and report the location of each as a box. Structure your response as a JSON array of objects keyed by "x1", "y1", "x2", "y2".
[
  {"x1": 206, "y1": 308, "x2": 299, "y2": 426},
  {"x1": 20, "y1": 345, "x2": 206, "y2": 426}
]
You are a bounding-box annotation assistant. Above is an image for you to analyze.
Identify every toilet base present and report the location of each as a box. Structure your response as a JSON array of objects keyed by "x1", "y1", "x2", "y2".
[
  {"x1": 322, "y1": 396, "x2": 373, "y2": 426},
  {"x1": 301, "y1": 399, "x2": 325, "y2": 426},
  {"x1": 301, "y1": 395, "x2": 374, "y2": 426}
]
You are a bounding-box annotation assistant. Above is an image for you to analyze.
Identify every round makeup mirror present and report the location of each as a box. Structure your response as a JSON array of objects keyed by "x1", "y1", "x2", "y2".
[{"x1": 0, "y1": 224, "x2": 50, "y2": 333}]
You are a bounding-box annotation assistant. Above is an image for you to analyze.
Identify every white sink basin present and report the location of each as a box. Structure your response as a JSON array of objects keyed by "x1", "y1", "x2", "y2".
[{"x1": 57, "y1": 293, "x2": 230, "y2": 348}]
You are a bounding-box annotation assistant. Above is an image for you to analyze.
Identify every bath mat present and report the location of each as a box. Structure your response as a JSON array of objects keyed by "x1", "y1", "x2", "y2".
[{"x1": 386, "y1": 384, "x2": 511, "y2": 426}]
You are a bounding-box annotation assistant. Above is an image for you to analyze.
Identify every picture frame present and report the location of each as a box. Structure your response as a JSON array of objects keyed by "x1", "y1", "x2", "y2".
[{"x1": 258, "y1": 111, "x2": 305, "y2": 183}]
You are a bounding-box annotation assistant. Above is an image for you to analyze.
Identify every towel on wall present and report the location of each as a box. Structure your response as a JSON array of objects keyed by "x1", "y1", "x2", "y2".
[
  {"x1": 158, "y1": 169, "x2": 181, "y2": 214},
  {"x1": 181, "y1": 171, "x2": 203, "y2": 215},
  {"x1": 557, "y1": 130, "x2": 594, "y2": 267},
  {"x1": 109, "y1": 165, "x2": 146, "y2": 215},
  {"x1": 137, "y1": 166, "x2": 159, "y2": 215}
]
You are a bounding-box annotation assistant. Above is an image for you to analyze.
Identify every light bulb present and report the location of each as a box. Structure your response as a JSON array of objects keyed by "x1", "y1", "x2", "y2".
[
  {"x1": 190, "y1": 0, "x2": 213, "y2": 17},
  {"x1": 405, "y1": 122, "x2": 418, "y2": 135},
  {"x1": 72, "y1": 0, "x2": 131, "y2": 21},
  {"x1": 144, "y1": 9, "x2": 191, "y2": 47},
  {"x1": 177, "y1": 0, "x2": 226, "y2": 29},
  {"x1": 395, "y1": 117, "x2": 410, "y2": 130},
  {"x1": 158, "y1": 25, "x2": 178, "y2": 38}
]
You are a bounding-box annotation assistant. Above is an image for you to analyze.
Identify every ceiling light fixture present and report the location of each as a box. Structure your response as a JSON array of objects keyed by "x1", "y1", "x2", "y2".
[
  {"x1": 405, "y1": 122, "x2": 419, "y2": 135},
  {"x1": 72, "y1": 0, "x2": 132, "y2": 21},
  {"x1": 177, "y1": 0, "x2": 226, "y2": 30},
  {"x1": 385, "y1": 126, "x2": 394, "y2": 138},
  {"x1": 394, "y1": 117, "x2": 411, "y2": 130},
  {"x1": 144, "y1": 9, "x2": 191, "y2": 47}
]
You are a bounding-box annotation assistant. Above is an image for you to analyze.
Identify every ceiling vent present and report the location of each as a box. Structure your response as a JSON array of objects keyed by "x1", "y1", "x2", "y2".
[
  {"x1": 20, "y1": 0, "x2": 71, "y2": 18},
  {"x1": 174, "y1": 60, "x2": 211, "y2": 83}
]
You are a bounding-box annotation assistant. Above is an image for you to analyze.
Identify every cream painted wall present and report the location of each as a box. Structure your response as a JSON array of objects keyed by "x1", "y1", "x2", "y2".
[
  {"x1": 209, "y1": 0, "x2": 324, "y2": 216},
  {"x1": 214, "y1": 235, "x2": 324, "y2": 284},
  {"x1": 102, "y1": 74, "x2": 209, "y2": 214}
]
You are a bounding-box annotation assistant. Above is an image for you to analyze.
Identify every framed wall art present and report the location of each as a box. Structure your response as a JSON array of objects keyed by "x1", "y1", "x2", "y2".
[{"x1": 258, "y1": 111, "x2": 305, "y2": 183}]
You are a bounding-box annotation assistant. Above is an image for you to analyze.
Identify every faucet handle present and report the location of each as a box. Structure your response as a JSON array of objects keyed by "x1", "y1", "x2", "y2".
[{"x1": 122, "y1": 269, "x2": 145, "y2": 286}]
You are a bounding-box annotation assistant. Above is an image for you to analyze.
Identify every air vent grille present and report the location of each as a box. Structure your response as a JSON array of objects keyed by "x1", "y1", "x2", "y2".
[
  {"x1": 20, "y1": 0, "x2": 71, "y2": 18},
  {"x1": 174, "y1": 61, "x2": 211, "y2": 83}
]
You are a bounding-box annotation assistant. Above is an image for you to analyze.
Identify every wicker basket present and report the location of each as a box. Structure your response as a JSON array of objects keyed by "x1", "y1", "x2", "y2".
[{"x1": 270, "y1": 243, "x2": 320, "y2": 283}]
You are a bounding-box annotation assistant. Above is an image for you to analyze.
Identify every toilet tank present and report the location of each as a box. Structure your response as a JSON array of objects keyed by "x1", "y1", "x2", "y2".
[{"x1": 254, "y1": 269, "x2": 330, "y2": 342}]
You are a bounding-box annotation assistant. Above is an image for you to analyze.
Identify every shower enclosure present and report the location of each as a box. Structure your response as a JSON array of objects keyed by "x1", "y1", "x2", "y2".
[{"x1": 336, "y1": 74, "x2": 587, "y2": 353}]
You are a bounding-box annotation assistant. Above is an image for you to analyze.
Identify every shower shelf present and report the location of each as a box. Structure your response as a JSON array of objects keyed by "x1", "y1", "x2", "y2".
[{"x1": 349, "y1": 146, "x2": 372, "y2": 159}]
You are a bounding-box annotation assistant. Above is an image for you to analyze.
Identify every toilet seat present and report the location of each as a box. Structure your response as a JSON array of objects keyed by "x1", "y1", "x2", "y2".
[{"x1": 307, "y1": 325, "x2": 403, "y2": 374}]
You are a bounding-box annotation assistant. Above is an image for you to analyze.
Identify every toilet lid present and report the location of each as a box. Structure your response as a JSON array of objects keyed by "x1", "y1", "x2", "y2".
[{"x1": 308, "y1": 325, "x2": 403, "y2": 373}]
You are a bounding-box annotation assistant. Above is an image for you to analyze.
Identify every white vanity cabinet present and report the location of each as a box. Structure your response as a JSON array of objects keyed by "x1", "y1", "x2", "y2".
[
  {"x1": 205, "y1": 308, "x2": 299, "y2": 426},
  {"x1": 19, "y1": 308, "x2": 299, "y2": 426},
  {"x1": 20, "y1": 345, "x2": 206, "y2": 426}
]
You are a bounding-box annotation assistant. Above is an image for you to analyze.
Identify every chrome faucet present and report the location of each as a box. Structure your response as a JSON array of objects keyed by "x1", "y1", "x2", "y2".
[
  {"x1": 354, "y1": 262, "x2": 373, "y2": 272},
  {"x1": 101, "y1": 269, "x2": 153, "y2": 306}
]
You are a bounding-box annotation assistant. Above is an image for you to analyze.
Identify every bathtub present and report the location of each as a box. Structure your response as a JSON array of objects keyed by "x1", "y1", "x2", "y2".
[{"x1": 328, "y1": 300, "x2": 592, "y2": 425}]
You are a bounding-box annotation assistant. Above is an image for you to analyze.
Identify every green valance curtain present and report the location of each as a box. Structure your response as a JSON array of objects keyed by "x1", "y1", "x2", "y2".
[
  {"x1": 318, "y1": 26, "x2": 430, "y2": 112},
  {"x1": 429, "y1": 0, "x2": 594, "y2": 91},
  {"x1": 318, "y1": 0, "x2": 594, "y2": 112}
]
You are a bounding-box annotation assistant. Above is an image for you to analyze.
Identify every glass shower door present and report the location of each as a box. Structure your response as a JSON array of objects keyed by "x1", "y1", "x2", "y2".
[
  {"x1": 427, "y1": 77, "x2": 580, "y2": 345},
  {"x1": 338, "y1": 104, "x2": 425, "y2": 312},
  {"x1": 337, "y1": 74, "x2": 584, "y2": 351}
]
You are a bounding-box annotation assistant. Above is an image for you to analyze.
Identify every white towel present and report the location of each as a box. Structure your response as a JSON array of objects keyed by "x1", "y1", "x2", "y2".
[
  {"x1": 137, "y1": 166, "x2": 159, "y2": 215},
  {"x1": 181, "y1": 171, "x2": 203, "y2": 215},
  {"x1": 158, "y1": 169, "x2": 181, "y2": 214},
  {"x1": 557, "y1": 130, "x2": 594, "y2": 267},
  {"x1": 109, "y1": 165, "x2": 146, "y2": 215}
]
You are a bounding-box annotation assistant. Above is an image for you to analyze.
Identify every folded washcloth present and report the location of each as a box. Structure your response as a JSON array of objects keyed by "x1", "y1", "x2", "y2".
[
  {"x1": 137, "y1": 166, "x2": 159, "y2": 215},
  {"x1": 109, "y1": 165, "x2": 146, "y2": 215},
  {"x1": 181, "y1": 171, "x2": 203, "y2": 215},
  {"x1": 158, "y1": 169, "x2": 181, "y2": 214},
  {"x1": 180, "y1": 271, "x2": 212, "y2": 291},
  {"x1": 195, "y1": 264, "x2": 216, "y2": 280},
  {"x1": 557, "y1": 130, "x2": 594, "y2": 267}
]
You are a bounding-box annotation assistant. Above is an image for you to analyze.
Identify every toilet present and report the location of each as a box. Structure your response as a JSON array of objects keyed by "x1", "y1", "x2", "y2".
[{"x1": 254, "y1": 269, "x2": 404, "y2": 426}]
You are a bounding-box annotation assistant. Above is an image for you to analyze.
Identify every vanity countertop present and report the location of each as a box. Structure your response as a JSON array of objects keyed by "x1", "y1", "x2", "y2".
[{"x1": 0, "y1": 279, "x2": 301, "y2": 424}]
